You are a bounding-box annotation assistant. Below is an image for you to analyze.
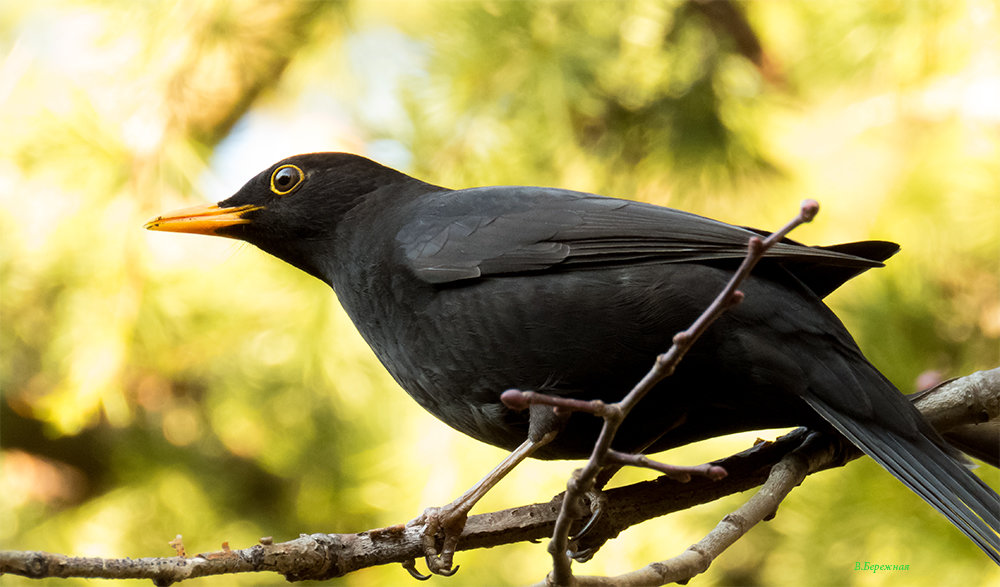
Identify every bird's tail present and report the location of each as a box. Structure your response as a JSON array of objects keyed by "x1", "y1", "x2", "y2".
[{"x1": 803, "y1": 380, "x2": 1000, "y2": 564}]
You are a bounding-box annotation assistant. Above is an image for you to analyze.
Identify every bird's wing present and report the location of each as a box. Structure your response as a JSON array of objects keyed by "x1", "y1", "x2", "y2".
[{"x1": 397, "y1": 186, "x2": 895, "y2": 287}]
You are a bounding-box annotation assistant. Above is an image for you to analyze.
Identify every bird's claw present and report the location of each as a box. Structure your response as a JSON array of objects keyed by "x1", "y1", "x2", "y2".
[
  {"x1": 571, "y1": 487, "x2": 609, "y2": 542},
  {"x1": 570, "y1": 545, "x2": 599, "y2": 563},
  {"x1": 408, "y1": 505, "x2": 467, "y2": 577},
  {"x1": 568, "y1": 487, "x2": 610, "y2": 561},
  {"x1": 401, "y1": 559, "x2": 431, "y2": 581}
]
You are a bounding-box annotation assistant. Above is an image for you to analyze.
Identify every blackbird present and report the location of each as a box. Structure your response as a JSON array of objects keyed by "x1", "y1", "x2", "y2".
[{"x1": 146, "y1": 152, "x2": 1000, "y2": 565}]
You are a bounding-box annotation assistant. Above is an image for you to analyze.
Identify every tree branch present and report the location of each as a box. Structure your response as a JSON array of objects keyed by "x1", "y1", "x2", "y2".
[
  {"x1": 3, "y1": 382, "x2": 995, "y2": 584},
  {"x1": 911, "y1": 369, "x2": 1000, "y2": 467}
]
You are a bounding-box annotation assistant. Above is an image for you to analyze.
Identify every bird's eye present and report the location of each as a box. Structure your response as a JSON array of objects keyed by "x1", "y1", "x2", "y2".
[{"x1": 270, "y1": 164, "x2": 304, "y2": 195}]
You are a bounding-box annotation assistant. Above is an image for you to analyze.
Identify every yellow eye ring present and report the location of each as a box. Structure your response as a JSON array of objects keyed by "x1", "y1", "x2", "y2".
[{"x1": 270, "y1": 164, "x2": 304, "y2": 195}]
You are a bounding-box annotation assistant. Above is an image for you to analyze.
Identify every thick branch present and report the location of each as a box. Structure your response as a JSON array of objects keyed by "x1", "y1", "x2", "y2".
[
  {"x1": 2, "y1": 367, "x2": 996, "y2": 584},
  {"x1": 912, "y1": 368, "x2": 1000, "y2": 467}
]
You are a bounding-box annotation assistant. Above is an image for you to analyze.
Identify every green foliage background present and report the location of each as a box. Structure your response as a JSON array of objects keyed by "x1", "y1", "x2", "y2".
[{"x1": 1, "y1": 1, "x2": 998, "y2": 585}]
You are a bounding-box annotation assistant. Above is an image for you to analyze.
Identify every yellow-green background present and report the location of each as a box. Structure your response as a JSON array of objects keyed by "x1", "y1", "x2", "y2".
[{"x1": 2, "y1": 1, "x2": 998, "y2": 585}]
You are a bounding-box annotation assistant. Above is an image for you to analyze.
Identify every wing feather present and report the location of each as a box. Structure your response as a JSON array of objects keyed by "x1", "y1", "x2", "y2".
[{"x1": 397, "y1": 186, "x2": 893, "y2": 286}]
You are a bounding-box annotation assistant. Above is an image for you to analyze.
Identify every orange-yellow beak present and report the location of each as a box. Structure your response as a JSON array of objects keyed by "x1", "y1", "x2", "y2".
[{"x1": 144, "y1": 203, "x2": 262, "y2": 238}]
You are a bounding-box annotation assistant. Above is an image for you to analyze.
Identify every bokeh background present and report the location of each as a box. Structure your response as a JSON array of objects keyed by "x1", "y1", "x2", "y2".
[{"x1": 2, "y1": 1, "x2": 999, "y2": 585}]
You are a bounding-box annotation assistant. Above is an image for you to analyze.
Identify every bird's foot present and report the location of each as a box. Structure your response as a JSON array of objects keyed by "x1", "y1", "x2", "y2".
[
  {"x1": 408, "y1": 503, "x2": 468, "y2": 576},
  {"x1": 566, "y1": 458, "x2": 728, "y2": 561},
  {"x1": 568, "y1": 487, "x2": 609, "y2": 562},
  {"x1": 402, "y1": 437, "x2": 550, "y2": 578}
]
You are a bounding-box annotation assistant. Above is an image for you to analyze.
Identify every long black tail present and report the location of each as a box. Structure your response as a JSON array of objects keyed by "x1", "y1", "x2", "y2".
[{"x1": 803, "y1": 370, "x2": 1000, "y2": 564}]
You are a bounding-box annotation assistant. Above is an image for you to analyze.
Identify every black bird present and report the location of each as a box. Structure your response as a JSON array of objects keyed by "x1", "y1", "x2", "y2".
[{"x1": 146, "y1": 152, "x2": 1000, "y2": 566}]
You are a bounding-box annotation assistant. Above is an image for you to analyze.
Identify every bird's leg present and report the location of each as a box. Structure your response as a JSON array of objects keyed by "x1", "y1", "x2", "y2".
[
  {"x1": 413, "y1": 434, "x2": 554, "y2": 575},
  {"x1": 410, "y1": 404, "x2": 565, "y2": 576}
]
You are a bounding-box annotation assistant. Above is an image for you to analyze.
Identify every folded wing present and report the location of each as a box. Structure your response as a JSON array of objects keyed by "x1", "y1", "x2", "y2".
[{"x1": 398, "y1": 186, "x2": 897, "y2": 297}]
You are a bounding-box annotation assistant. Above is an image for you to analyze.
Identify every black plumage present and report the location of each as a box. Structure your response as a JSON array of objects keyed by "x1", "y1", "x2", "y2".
[{"x1": 146, "y1": 152, "x2": 1000, "y2": 562}]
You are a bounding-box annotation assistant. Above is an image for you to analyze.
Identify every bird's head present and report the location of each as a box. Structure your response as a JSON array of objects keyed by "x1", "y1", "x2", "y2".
[{"x1": 145, "y1": 152, "x2": 434, "y2": 284}]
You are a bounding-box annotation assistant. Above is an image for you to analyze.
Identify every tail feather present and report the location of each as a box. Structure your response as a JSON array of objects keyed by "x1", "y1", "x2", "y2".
[{"x1": 804, "y1": 396, "x2": 1000, "y2": 563}]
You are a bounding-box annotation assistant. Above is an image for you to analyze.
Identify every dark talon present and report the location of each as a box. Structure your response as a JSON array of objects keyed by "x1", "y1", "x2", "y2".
[
  {"x1": 568, "y1": 487, "x2": 610, "y2": 561},
  {"x1": 425, "y1": 558, "x2": 459, "y2": 577},
  {"x1": 570, "y1": 488, "x2": 608, "y2": 542},
  {"x1": 402, "y1": 559, "x2": 431, "y2": 581},
  {"x1": 571, "y1": 510, "x2": 600, "y2": 543},
  {"x1": 570, "y1": 546, "x2": 597, "y2": 563}
]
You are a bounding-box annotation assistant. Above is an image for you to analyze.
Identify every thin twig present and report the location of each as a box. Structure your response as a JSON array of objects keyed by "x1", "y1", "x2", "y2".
[{"x1": 604, "y1": 449, "x2": 727, "y2": 482}]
